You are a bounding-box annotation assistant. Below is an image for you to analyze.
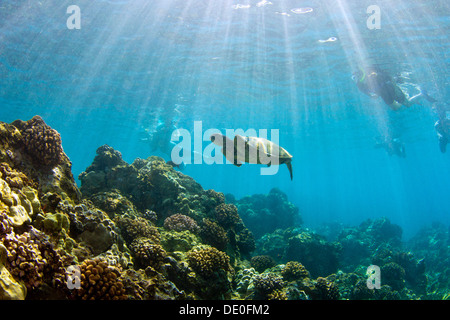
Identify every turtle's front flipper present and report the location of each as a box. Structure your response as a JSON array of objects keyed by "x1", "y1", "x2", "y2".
[
  {"x1": 286, "y1": 161, "x2": 293, "y2": 180},
  {"x1": 222, "y1": 147, "x2": 243, "y2": 166}
]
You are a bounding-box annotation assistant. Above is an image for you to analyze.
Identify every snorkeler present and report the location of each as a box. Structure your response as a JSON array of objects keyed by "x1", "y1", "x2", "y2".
[
  {"x1": 434, "y1": 106, "x2": 450, "y2": 153},
  {"x1": 353, "y1": 66, "x2": 436, "y2": 110},
  {"x1": 375, "y1": 136, "x2": 406, "y2": 158},
  {"x1": 143, "y1": 119, "x2": 185, "y2": 169}
]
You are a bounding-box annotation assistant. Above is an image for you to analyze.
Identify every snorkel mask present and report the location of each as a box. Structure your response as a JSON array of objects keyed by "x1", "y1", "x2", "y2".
[{"x1": 352, "y1": 67, "x2": 366, "y2": 83}]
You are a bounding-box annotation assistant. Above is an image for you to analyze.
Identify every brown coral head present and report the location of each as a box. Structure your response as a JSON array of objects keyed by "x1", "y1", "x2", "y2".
[
  {"x1": 21, "y1": 116, "x2": 64, "y2": 167},
  {"x1": 164, "y1": 214, "x2": 199, "y2": 233},
  {"x1": 71, "y1": 258, "x2": 127, "y2": 300}
]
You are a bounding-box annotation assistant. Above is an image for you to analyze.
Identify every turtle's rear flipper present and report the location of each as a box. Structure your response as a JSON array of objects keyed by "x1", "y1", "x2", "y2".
[{"x1": 286, "y1": 162, "x2": 293, "y2": 180}]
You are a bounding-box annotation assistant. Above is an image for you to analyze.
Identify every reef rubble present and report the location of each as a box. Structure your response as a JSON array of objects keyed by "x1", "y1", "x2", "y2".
[{"x1": 0, "y1": 116, "x2": 448, "y2": 300}]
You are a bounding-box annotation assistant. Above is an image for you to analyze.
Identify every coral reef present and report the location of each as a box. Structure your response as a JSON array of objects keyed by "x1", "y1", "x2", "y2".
[
  {"x1": 187, "y1": 246, "x2": 231, "y2": 278},
  {"x1": 235, "y1": 188, "x2": 302, "y2": 239},
  {"x1": 253, "y1": 273, "x2": 285, "y2": 299},
  {"x1": 236, "y1": 227, "x2": 256, "y2": 256},
  {"x1": 68, "y1": 258, "x2": 127, "y2": 300},
  {"x1": 215, "y1": 203, "x2": 241, "y2": 229},
  {"x1": 130, "y1": 239, "x2": 167, "y2": 270},
  {"x1": 199, "y1": 218, "x2": 228, "y2": 251},
  {"x1": 250, "y1": 255, "x2": 276, "y2": 273},
  {"x1": 0, "y1": 242, "x2": 27, "y2": 299},
  {"x1": 14, "y1": 116, "x2": 64, "y2": 167},
  {"x1": 314, "y1": 277, "x2": 340, "y2": 300},
  {"x1": 78, "y1": 147, "x2": 205, "y2": 221},
  {"x1": 407, "y1": 222, "x2": 449, "y2": 298},
  {"x1": 285, "y1": 231, "x2": 341, "y2": 278},
  {"x1": 281, "y1": 261, "x2": 310, "y2": 281},
  {"x1": 115, "y1": 215, "x2": 160, "y2": 245},
  {"x1": 164, "y1": 213, "x2": 199, "y2": 233},
  {"x1": 254, "y1": 228, "x2": 341, "y2": 277},
  {"x1": 186, "y1": 246, "x2": 234, "y2": 299},
  {"x1": 0, "y1": 116, "x2": 448, "y2": 301}
]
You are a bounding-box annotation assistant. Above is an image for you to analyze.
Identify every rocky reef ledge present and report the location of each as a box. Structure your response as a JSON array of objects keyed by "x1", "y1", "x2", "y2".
[
  {"x1": 0, "y1": 116, "x2": 448, "y2": 300},
  {"x1": 0, "y1": 116, "x2": 256, "y2": 300}
]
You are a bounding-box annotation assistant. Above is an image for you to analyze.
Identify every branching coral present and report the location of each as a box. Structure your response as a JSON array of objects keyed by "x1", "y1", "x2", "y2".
[{"x1": 164, "y1": 214, "x2": 199, "y2": 233}]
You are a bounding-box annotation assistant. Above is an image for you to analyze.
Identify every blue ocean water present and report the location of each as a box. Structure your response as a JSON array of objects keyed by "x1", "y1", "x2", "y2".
[{"x1": 0, "y1": 0, "x2": 449, "y2": 240}]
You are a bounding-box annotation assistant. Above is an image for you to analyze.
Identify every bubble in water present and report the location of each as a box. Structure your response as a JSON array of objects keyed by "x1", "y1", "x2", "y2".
[
  {"x1": 256, "y1": 0, "x2": 273, "y2": 7},
  {"x1": 318, "y1": 37, "x2": 338, "y2": 43},
  {"x1": 275, "y1": 12, "x2": 290, "y2": 17},
  {"x1": 291, "y1": 7, "x2": 313, "y2": 14},
  {"x1": 232, "y1": 4, "x2": 251, "y2": 10}
]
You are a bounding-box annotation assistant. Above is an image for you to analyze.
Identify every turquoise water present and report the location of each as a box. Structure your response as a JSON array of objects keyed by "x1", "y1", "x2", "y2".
[{"x1": 1, "y1": 0, "x2": 449, "y2": 239}]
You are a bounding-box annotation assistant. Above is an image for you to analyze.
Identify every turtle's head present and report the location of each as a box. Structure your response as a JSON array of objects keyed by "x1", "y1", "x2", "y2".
[{"x1": 210, "y1": 133, "x2": 226, "y2": 147}]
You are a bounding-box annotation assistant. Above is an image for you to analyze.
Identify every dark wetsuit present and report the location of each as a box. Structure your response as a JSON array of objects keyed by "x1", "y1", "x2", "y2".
[
  {"x1": 357, "y1": 69, "x2": 407, "y2": 106},
  {"x1": 435, "y1": 118, "x2": 450, "y2": 153}
]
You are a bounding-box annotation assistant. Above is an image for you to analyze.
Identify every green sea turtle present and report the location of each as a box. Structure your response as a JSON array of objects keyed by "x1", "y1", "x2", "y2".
[{"x1": 210, "y1": 133, "x2": 293, "y2": 180}]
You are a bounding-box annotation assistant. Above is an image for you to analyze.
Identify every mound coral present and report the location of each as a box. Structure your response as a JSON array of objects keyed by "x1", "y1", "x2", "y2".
[
  {"x1": 0, "y1": 162, "x2": 34, "y2": 189},
  {"x1": 0, "y1": 242, "x2": 27, "y2": 299},
  {"x1": 187, "y1": 246, "x2": 231, "y2": 278},
  {"x1": 314, "y1": 277, "x2": 340, "y2": 300},
  {"x1": 130, "y1": 238, "x2": 167, "y2": 270},
  {"x1": 69, "y1": 258, "x2": 127, "y2": 300},
  {"x1": 0, "y1": 210, "x2": 67, "y2": 292},
  {"x1": 214, "y1": 203, "x2": 241, "y2": 229},
  {"x1": 381, "y1": 262, "x2": 406, "y2": 291},
  {"x1": 164, "y1": 214, "x2": 199, "y2": 233},
  {"x1": 16, "y1": 116, "x2": 64, "y2": 167},
  {"x1": 236, "y1": 228, "x2": 256, "y2": 255},
  {"x1": 115, "y1": 215, "x2": 160, "y2": 245},
  {"x1": 253, "y1": 273, "x2": 285, "y2": 298},
  {"x1": 281, "y1": 261, "x2": 310, "y2": 281},
  {"x1": 285, "y1": 231, "x2": 341, "y2": 278},
  {"x1": 61, "y1": 201, "x2": 119, "y2": 255},
  {"x1": 251, "y1": 255, "x2": 276, "y2": 273},
  {"x1": 235, "y1": 267, "x2": 258, "y2": 295},
  {"x1": 88, "y1": 190, "x2": 140, "y2": 219},
  {"x1": 199, "y1": 218, "x2": 228, "y2": 250},
  {"x1": 235, "y1": 188, "x2": 301, "y2": 239}
]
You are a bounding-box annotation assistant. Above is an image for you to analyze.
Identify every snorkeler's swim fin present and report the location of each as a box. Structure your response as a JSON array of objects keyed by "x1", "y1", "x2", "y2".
[{"x1": 420, "y1": 88, "x2": 437, "y2": 103}]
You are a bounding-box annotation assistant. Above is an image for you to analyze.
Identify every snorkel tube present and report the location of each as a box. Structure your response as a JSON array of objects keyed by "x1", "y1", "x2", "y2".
[{"x1": 358, "y1": 66, "x2": 366, "y2": 83}]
